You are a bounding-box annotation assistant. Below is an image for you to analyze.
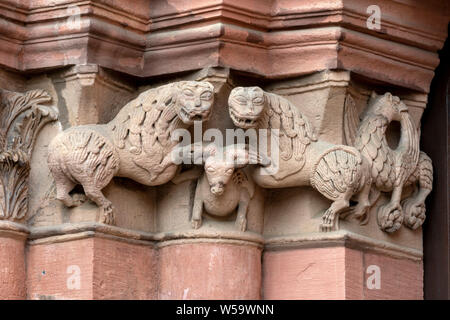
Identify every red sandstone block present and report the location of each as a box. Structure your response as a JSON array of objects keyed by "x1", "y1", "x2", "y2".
[
  {"x1": 0, "y1": 235, "x2": 27, "y2": 300},
  {"x1": 92, "y1": 238, "x2": 157, "y2": 300},
  {"x1": 362, "y1": 252, "x2": 423, "y2": 300},
  {"x1": 263, "y1": 247, "x2": 347, "y2": 300},
  {"x1": 263, "y1": 246, "x2": 423, "y2": 300},
  {"x1": 158, "y1": 242, "x2": 262, "y2": 300},
  {"x1": 27, "y1": 237, "x2": 156, "y2": 300}
]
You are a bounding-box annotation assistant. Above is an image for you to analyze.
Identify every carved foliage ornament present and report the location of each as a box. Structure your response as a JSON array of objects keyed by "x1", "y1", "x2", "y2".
[{"x1": 0, "y1": 89, "x2": 58, "y2": 222}]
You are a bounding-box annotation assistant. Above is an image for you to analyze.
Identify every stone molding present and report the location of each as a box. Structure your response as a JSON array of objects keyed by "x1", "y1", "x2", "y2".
[{"x1": 0, "y1": 0, "x2": 448, "y2": 92}]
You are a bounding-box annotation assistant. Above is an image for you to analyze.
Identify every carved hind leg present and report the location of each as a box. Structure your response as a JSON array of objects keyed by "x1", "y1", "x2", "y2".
[
  {"x1": 402, "y1": 152, "x2": 433, "y2": 230},
  {"x1": 320, "y1": 192, "x2": 352, "y2": 232},
  {"x1": 191, "y1": 180, "x2": 204, "y2": 229},
  {"x1": 53, "y1": 172, "x2": 85, "y2": 207},
  {"x1": 340, "y1": 182, "x2": 373, "y2": 224},
  {"x1": 342, "y1": 185, "x2": 380, "y2": 225},
  {"x1": 235, "y1": 190, "x2": 250, "y2": 232},
  {"x1": 83, "y1": 185, "x2": 115, "y2": 225}
]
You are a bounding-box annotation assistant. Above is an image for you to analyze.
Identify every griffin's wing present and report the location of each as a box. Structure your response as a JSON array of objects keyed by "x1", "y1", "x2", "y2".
[
  {"x1": 266, "y1": 93, "x2": 316, "y2": 165},
  {"x1": 343, "y1": 94, "x2": 361, "y2": 146},
  {"x1": 393, "y1": 112, "x2": 420, "y2": 186},
  {"x1": 356, "y1": 115, "x2": 395, "y2": 189}
]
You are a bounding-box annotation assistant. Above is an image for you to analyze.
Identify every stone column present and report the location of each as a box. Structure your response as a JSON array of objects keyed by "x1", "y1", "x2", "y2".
[
  {"x1": 0, "y1": 222, "x2": 28, "y2": 299},
  {"x1": 27, "y1": 226, "x2": 157, "y2": 300},
  {"x1": 158, "y1": 241, "x2": 262, "y2": 299}
]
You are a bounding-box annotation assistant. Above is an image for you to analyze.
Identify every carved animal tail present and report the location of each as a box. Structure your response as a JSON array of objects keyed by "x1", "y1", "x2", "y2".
[{"x1": 311, "y1": 146, "x2": 365, "y2": 201}]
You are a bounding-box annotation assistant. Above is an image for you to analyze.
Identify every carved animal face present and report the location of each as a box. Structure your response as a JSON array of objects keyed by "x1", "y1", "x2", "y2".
[
  {"x1": 204, "y1": 145, "x2": 249, "y2": 196},
  {"x1": 175, "y1": 81, "x2": 214, "y2": 124},
  {"x1": 228, "y1": 87, "x2": 265, "y2": 129},
  {"x1": 369, "y1": 92, "x2": 408, "y2": 121}
]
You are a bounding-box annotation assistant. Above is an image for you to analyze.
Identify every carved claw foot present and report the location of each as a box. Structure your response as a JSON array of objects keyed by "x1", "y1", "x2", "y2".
[
  {"x1": 235, "y1": 217, "x2": 247, "y2": 232},
  {"x1": 320, "y1": 209, "x2": 337, "y2": 232},
  {"x1": 339, "y1": 204, "x2": 369, "y2": 225},
  {"x1": 353, "y1": 205, "x2": 370, "y2": 225},
  {"x1": 377, "y1": 203, "x2": 403, "y2": 233},
  {"x1": 100, "y1": 204, "x2": 115, "y2": 225},
  {"x1": 402, "y1": 199, "x2": 426, "y2": 230},
  {"x1": 192, "y1": 218, "x2": 202, "y2": 229}
]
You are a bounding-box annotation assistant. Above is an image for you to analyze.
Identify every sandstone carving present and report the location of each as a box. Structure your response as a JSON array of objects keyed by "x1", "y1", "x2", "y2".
[
  {"x1": 47, "y1": 81, "x2": 214, "y2": 225},
  {"x1": 0, "y1": 89, "x2": 58, "y2": 222},
  {"x1": 350, "y1": 92, "x2": 433, "y2": 232},
  {"x1": 173, "y1": 143, "x2": 268, "y2": 231},
  {"x1": 228, "y1": 87, "x2": 372, "y2": 232},
  {"x1": 229, "y1": 87, "x2": 433, "y2": 233}
]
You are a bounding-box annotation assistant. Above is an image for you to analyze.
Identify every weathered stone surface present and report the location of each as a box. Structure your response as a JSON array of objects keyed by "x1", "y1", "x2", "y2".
[
  {"x1": 27, "y1": 236, "x2": 156, "y2": 300},
  {"x1": 0, "y1": 224, "x2": 27, "y2": 300},
  {"x1": 0, "y1": 0, "x2": 447, "y2": 301},
  {"x1": 263, "y1": 246, "x2": 423, "y2": 300},
  {"x1": 0, "y1": 1, "x2": 447, "y2": 91},
  {"x1": 47, "y1": 81, "x2": 214, "y2": 225},
  {"x1": 229, "y1": 84, "x2": 432, "y2": 233},
  {"x1": 158, "y1": 242, "x2": 261, "y2": 299}
]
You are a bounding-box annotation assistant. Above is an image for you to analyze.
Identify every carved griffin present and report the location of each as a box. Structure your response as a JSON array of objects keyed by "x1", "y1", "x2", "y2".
[
  {"x1": 346, "y1": 92, "x2": 433, "y2": 232},
  {"x1": 47, "y1": 81, "x2": 214, "y2": 225},
  {"x1": 228, "y1": 87, "x2": 372, "y2": 232},
  {"x1": 228, "y1": 87, "x2": 433, "y2": 233}
]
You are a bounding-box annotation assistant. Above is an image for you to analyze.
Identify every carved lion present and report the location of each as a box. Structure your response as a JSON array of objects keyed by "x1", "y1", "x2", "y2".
[{"x1": 47, "y1": 81, "x2": 214, "y2": 224}]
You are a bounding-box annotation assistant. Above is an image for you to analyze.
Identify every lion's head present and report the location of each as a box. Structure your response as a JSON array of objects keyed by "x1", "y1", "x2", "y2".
[
  {"x1": 367, "y1": 92, "x2": 408, "y2": 122},
  {"x1": 173, "y1": 81, "x2": 214, "y2": 125},
  {"x1": 228, "y1": 86, "x2": 265, "y2": 129}
]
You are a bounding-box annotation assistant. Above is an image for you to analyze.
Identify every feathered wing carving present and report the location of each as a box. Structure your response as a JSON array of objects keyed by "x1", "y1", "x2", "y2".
[
  {"x1": 263, "y1": 92, "x2": 317, "y2": 169},
  {"x1": 354, "y1": 114, "x2": 396, "y2": 191},
  {"x1": 393, "y1": 112, "x2": 420, "y2": 187},
  {"x1": 311, "y1": 147, "x2": 364, "y2": 201},
  {"x1": 343, "y1": 94, "x2": 360, "y2": 146},
  {"x1": 111, "y1": 85, "x2": 172, "y2": 154},
  {"x1": 344, "y1": 92, "x2": 421, "y2": 192}
]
